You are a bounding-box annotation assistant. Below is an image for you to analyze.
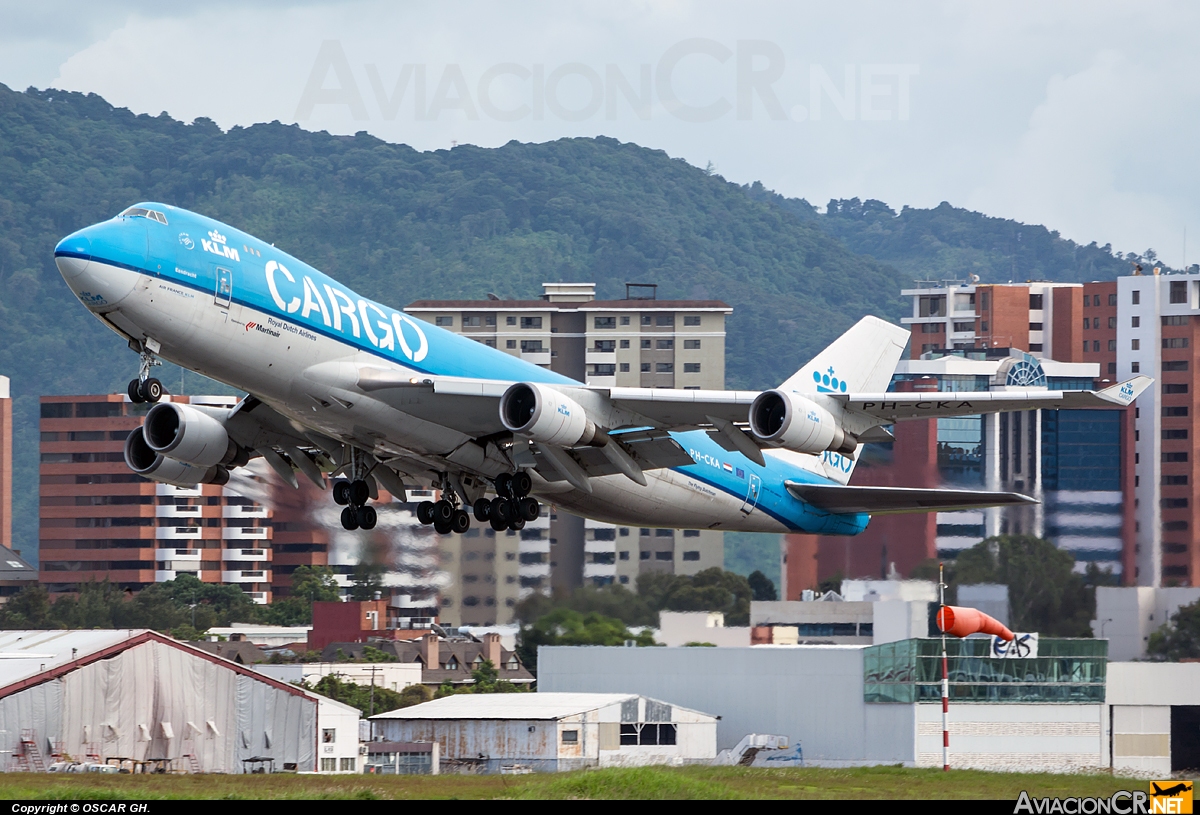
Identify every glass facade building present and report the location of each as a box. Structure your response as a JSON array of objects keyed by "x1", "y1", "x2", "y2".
[{"x1": 864, "y1": 637, "x2": 1108, "y2": 704}]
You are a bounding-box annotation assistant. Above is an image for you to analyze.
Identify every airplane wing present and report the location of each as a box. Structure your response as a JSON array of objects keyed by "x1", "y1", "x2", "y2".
[
  {"x1": 831, "y1": 377, "x2": 1152, "y2": 423},
  {"x1": 784, "y1": 481, "x2": 1038, "y2": 515}
]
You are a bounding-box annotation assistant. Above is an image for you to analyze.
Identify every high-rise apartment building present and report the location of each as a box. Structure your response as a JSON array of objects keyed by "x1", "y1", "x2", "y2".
[
  {"x1": 1118, "y1": 270, "x2": 1200, "y2": 587},
  {"x1": 405, "y1": 283, "x2": 731, "y2": 595},
  {"x1": 39, "y1": 394, "x2": 280, "y2": 602}
]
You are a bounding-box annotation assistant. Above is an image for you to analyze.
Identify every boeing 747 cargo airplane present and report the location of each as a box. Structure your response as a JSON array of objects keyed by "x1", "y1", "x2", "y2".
[{"x1": 54, "y1": 203, "x2": 1150, "y2": 536}]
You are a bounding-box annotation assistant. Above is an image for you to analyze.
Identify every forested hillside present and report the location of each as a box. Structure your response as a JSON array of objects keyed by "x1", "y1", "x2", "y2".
[{"x1": 0, "y1": 84, "x2": 1154, "y2": 560}]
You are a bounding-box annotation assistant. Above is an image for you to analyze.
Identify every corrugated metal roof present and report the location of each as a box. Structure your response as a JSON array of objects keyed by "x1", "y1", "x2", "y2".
[
  {"x1": 371, "y1": 692, "x2": 639, "y2": 720},
  {"x1": 0, "y1": 630, "x2": 149, "y2": 686}
]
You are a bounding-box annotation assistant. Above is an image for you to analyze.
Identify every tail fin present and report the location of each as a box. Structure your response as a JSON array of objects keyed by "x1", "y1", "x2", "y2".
[
  {"x1": 781, "y1": 316, "x2": 909, "y2": 485},
  {"x1": 781, "y1": 315, "x2": 910, "y2": 395}
]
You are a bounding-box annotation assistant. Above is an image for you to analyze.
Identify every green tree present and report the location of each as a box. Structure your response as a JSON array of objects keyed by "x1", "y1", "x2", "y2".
[
  {"x1": 513, "y1": 584, "x2": 655, "y2": 627},
  {"x1": 0, "y1": 585, "x2": 52, "y2": 628},
  {"x1": 1147, "y1": 600, "x2": 1200, "y2": 661},
  {"x1": 517, "y1": 609, "x2": 656, "y2": 672},
  {"x1": 748, "y1": 570, "x2": 777, "y2": 601},
  {"x1": 637, "y1": 568, "x2": 753, "y2": 626},
  {"x1": 349, "y1": 562, "x2": 386, "y2": 602},
  {"x1": 290, "y1": 565, "x2": 341, "y2": 603},
  {"x1": 302, "y1": 674, "x2": 407, "y2": 717}
]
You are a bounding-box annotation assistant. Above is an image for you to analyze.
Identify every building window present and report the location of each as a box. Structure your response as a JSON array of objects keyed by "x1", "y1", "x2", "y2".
[
  {"x1": 1170, "y1": 281, "x2": 1188, "y2": 304},
  {"x1": 595, "y1": 316, "x2": 616, "y2": 329},
  {"x1": 1093, "y1": 341, "x2": 1100, "y2": 352},
  {"x1": 684, "y1": 363, "x2": 701, "y2": 373},
  {"x1": 980, "y1": 321, "x2": 988, "y2": 332},
  {"x1": 320, "y1": 758, "x2": 337, "y2": 772},
  {"x1": 1108, "y1": 317, "x2": 1116, "y2": 329},
  {"x1": 619, "y1": 363, "x2": 630, "y2": 372},
  {"x1": 619, "y1": 575, "x2": 629, "y2": 584},
  {"x1": 591, "y1": 364, "x2": 616, "y2": 376},
  {"x1": 323, "y1": 729, "x2": 336, "y2": 744},
  {"x1": 1164, "y1": 521, "x2": 1189, "y2": 531},
  {"x1": 594, "y1": 340, "x2": 616, "y2": 352},
  {"x1": 640, "y1": 339, "x2": 651, "y2": 349},
  {"x1": 640, "y1": 363, "x2": 651, "y2": 373},
  {"x1": 683, "y1": 530, "x2": 700, "y2": 537},
  {"x1": 656, "y1": 339, "x2": 674, "y2": 349},
  {"x1": 1029, "y1": 294, "x2": 1043, "y2": 310},
  {"x1": 1163, "y1": 338, "x2": 1189, "y2": 349},
  {"x1": 1132, "y1": 339, "x2": 1140, "y2": 350},
  {"x1": 1082, "y1": 341, "x2": 1088, "y2": 355},
  {"x1": 1109, "y1": 293, "x2": 1118, "y2": 306},
  {"x1": 340, "y1": 758, "x2": 356, "y2": 771},
  {"x1": 1132, "y1": 291, "x2": 1140, "y2": 304},
  {"x1": 655, "y1": 529, "x2": 674, "y2": 537},
  {"x1": 435, "y1": 316, "x2": 453, "y2": 326},
  {"x1": 620, "y1": 340, "x2": 630, "y2": 348},
  {"x1": 562, "y1": 730, "x2": 579, "y2": 743},
  {"x1": 486, "y1": 314, "x2": 496, "y2": 326},
  {"x1": 619, "y1": 551, "x2": 629, "y2": 560},
  {"x1": 641, "y1": 315, "x2": 652, "y2": 326},
  {"x1": 1164, "y1": 475, "x2": 1189, "y2": 485},
  {"x1": 1163, "y1": 315, "x2": 1189, "y2": 326},
  {"x1": 1163, "y1": 452, "x2": 1190, "y2": 462},
  {"x1": 1083, "y1": 318, "x2": 1090, "y2": 329},
  {"x1": 655, "y1": 551, "x2": 672, "y2": 560},
  {"x1": 1164, "y1": 384, "x2": 1189, "y2": 394},
  {"x1": 1083, "y1": 295, "x2": 1091, "y2": 307},
  {"x1": 1029, "y1": 344, "x2": 1043, "y2": 352},
  {"x1": 1163, "y1": 407, "x2": 1189, "y2": 417},
  {"x1": 1029, "y1": 322, "x2": 1043, "y2": 331},
  {"x1": 506, "y1": 316, "x2": 516, "y2": 325},
  {"x1": 656, "y1": 363, "x2": 674, "y2": 373},
  {"x1": 620, "y1": 316, "x2": 630, "y2": 325},
  {"x1": 520, "y1": 316, "x2": 542, "y2": 329},
  {"x1": 462, "y1": 315, "x2": 481, "y2": 327},
  {"x1": 506, "y1": 340, "x2": 516, "y2": 349},
  {"x1": 684, "y1": 315, "x2": 701, "y2": 326},
  {"x1": 953, "y1": 322, "x2": 974, "y2": 332},
  {"x1": 1108, "y1": 340, "x2": 1116, "y2": 351},
  {"x1": 1107, "y1": 362, "x2": 1117, "y2": 374},
  {"x1": 1163, "y1": 360, "x2": 1189, "y2": 371},
  {"x1": 640, "y1": 551, "x2": 650, "y2": 560},
  {"x1": 684, "y1": 339, "x2": 701, "y2": 349},
  {"x1": 656, "y1": 314, "x2": 674, "y2": 327},
  {"x1": 682, "y1": 551, "x2": 700, "y2": 561},
  {"x1": 521, "y1": 340, "x2": 544, "y2": 352},
  {"x1": 1132, "y1": 362, "x2": 1140, "y2": 372},
  {"x1": 1163, "y1": 429, "x2": 1189, "y2": 440}
]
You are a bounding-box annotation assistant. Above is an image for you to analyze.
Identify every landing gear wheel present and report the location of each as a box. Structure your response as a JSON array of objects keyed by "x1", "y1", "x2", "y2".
[
  {"x1": 333, "y1": 480, "x2": 352, "y2": 506},
  {"x1": 416, "y1": 501, "x2": 436, "y2": 525},
  {"x1": 495, "y1": 472, "x2": 513, "y2": 498},
  {"x1": 139, "y1": 378, "x2": 164, "y2": 403},
  {"x1": 432, "y1": 500, "x2": 455, "y2": 526},
  {"x1": 511, "y1": 471, "x2": 532, "y2": 498},
  {"x1": 473, "y1": 498, "x2": 492, "y2": 522},
  {"x1": 340, "y1": 506, "x2": 360, "y2": 530},
  {"x1": 127, "y1": 379, "x2": 145, "y2": 404},
  {"x1": 434, "y1": 520, "x2": 453, "y2": 535},
  {"x1": 357, "y1": 505, "x2": 378, "y2": 530},
  {"x1": 349, "y1": 479, "x2": 370, "y2": 506},
  {"x1": 451, "y1": 509, "x2": 470, "y2": 534},
  {"x1": 490, "y1": 515, "x2": 508, "y2": 532},
  {"x1": 491, "y1": 497, "x2": 512, "y2": 524},
  {"x1": 509, "y1": 517, "x2": 526, "y2": 532},
  {"x1": 517, "y1": 497, "x2": 540, "y2": 522}
]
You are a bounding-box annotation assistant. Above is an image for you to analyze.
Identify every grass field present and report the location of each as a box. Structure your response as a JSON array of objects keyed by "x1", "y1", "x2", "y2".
[{"x1": 0, "y1": 766, "x2": 1153, "y2": 800}]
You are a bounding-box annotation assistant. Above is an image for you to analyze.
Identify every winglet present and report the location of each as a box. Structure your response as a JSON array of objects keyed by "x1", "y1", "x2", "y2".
[{"x1": 1095, "y1": 375, "x2": 1153, "y2": 406}]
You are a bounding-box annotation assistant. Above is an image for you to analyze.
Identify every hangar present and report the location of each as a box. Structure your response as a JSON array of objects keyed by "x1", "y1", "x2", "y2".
[{"x1": 0, "y1": 630, "x2": 360, "y2": 773}]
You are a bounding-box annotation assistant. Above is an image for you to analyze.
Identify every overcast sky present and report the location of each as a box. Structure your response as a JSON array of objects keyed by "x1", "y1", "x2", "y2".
[{"x1": 3, "y1": 1, "x2": 1196, "y2": 267}]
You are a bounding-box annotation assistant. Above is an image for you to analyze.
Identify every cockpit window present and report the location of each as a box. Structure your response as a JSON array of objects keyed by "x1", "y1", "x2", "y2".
[{"x1": 119, "y1": 206, "x2": 168, "y2": 225}]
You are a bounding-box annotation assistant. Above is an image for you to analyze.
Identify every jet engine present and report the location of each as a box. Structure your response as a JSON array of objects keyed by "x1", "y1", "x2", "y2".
[
  {"x1": 499, "y1": 383, "x2": 598, "y2": 447},
  {"x1": 124, "y1": 427, "x2": 230, "y2": 487},
  {"x1": 142, "y1": 402, "x2": 247, "y2": 468},
  {"x1": 748, "y1": 390, "x2": 856, "y2": 455}
]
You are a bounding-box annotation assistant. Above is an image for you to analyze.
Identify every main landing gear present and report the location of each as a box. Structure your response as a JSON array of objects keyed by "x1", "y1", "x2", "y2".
[
  {"x1": 127, "y1": 344, "x2": 165, "y2": 404},
  {"x1": 415, "y1": 471, "x2": 541, "y2": 536},
  {"x1": 333, "y1": 478, "x2": 378, "y2": 531}
]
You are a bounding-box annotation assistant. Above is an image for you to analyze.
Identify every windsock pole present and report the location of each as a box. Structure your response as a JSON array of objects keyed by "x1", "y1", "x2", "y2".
[{"x1": 940, "y1": 562, "x2": 949, "y2": 772}]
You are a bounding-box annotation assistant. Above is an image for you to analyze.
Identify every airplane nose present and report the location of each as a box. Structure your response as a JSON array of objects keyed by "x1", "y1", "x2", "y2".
[{"x1": 54, "y1": 232, "x2": 92, "y2": 278}]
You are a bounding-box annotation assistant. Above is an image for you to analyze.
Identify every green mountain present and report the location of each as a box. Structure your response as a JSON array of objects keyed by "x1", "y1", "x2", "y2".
[{"x1": 0, "y1": 84, "x2": 1154, "y2": 563}]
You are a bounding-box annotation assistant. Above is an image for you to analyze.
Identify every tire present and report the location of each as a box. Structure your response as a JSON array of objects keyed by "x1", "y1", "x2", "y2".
[
  {"x1": 490, "y1": 514, "x2": 508, "y2": 532},
  {"x1": 140, "y1": 378, "x2": 163, "y2": 403},
  {"x1": 473, "y1": 498, "x2": 492, "y2": 522},
  {"x1": 349, "y1": 479, "x2": 370, "y2": 506},
  {"x1": 451, "y1": 509, "x2": 470, "y2": 534},
  {"x1": 495, "y1": 472, "x2": 512, "y2": 498},
  {"x1": 511, "y1": 470, "x2": 532, "y2": 498},
  {"x1": 357, "y1": 505, "x2": 378, "y2": 530},
  {"x1": 491, "y1": 496, "x2": 512, "y2": 523},
  {"x1": 434, "y1": 520, "x2": 453, "y2": 535},
  {"x1": 340, "y1": 506, "x2": 360, "y2": 530},
  {"x1": 509, "y1": 517, "x2": 525, "y2": 531},
  {"x1": 518, "y1": 497, "x2": 540, "y2": 522},
  {"x1": 332, "y1": 480, "x2": 351, "y2": 506},
  {"x1": 432, "y1": 499, "x2": 455, "y2": 525},
  {"x1": 416, "y1": 501, "x2": 436, "y2": 525},
  {"x1": 127, "y1": 379, "x2": 145, "y2": 404}
]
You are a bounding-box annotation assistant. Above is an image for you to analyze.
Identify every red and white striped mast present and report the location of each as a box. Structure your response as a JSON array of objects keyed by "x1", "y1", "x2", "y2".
[{"x1": 940, "y1": 561, "x2": 950, "y2": 772}]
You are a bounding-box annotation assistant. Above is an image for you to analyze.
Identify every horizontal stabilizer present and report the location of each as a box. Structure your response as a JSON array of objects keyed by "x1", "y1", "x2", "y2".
[{"x1": 784, "y1": 481, "x2": 1037, "y2": 515}]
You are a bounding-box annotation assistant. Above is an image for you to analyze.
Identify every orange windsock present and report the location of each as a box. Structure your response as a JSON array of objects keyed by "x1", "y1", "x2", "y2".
[{"x1": 937, "y1": 605, "x2": 1014, "y2": 641}]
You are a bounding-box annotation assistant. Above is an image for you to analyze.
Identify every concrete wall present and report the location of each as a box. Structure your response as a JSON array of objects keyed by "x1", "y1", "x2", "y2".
[
  {"x1": 537, "y1": 645, "x2": 912, "y2": 765},
  {"x1": 915, "y1": 703, "x2": 1106, "y2": 772},
  {"x1": 657, "y1": 612, "x2": 750, "y2": 647}
]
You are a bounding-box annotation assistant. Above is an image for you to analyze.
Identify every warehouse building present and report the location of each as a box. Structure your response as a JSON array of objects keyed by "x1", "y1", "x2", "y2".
[
  {"x1": 370, "y1": 693, "x2": 717, "y2": 773},
  {"x1": 0, "y1": 629, "x2": 360, "y2": 773}
]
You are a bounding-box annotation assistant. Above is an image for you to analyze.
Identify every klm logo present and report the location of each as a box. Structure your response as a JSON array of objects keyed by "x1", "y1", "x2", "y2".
[
  {"x1": 557, "y1": 404, "x2": 571, "y2": 417},
  {"x1": 813, "y1": 366, "x2": 848, "y2": 394},
  {"x1": 202, "y1": 229, "x2": 240, "y2": 262},
  {"x1": 1120, "y1": 381, "x2": 1135, "y2": 401}
]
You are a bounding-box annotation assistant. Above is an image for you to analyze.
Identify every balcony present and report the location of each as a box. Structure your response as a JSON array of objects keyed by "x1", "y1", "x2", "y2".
[
  {"x1": 156, "y1": 483, "x2": 203, "y2": 497},
  {"x1": 518, "y1": 563, "x2": 550, "y2": 578},
  {"x1": 155, "y1": 526, "x2": 203, "y2": 540},
  {"x1": 156, "y1": 504, "x2": 202, "y2": 519},
  {"x1": 519, "y1": 350, "x2": 551, "y2": 366},
  {"x1": 222, "y1": 504, "x2": 269, "y2": 519},
  {"x1": 155, "y1": 548, "x2": 202, "y2": 561},
  {"x1": 221, "y1": 570, "x2": 270, "y2": 583},
  {"x1": 222, "y1": 548, "x2": 269, "y2": 561},
  {"x1": 246, "y1": 592, "x2": 269, "y2": 605},
  {"x1": 222, "y1": 526, "x2": 270, "y2": 541},
  {"x1": 585, "y1": 348, "x2": 617, "y2": 361},
  {"x1": 584, "y1": 563, "x2": 617, "y2": 578}
]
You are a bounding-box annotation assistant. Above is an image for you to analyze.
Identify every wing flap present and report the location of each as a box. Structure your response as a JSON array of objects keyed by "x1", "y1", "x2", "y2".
[{"x1": 784, "y1": 481, "x2": 1038, "y2": 515}]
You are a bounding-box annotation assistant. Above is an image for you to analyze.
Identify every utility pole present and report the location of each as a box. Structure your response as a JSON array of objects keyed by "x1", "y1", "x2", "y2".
[{"x1": 367, "y1": 664, "x2": 383, "y2": 718}]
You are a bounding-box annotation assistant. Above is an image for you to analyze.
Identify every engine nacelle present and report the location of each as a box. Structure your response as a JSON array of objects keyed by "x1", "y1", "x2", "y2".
[
  {"x1": 143, "y1": 402, "x2": 244, "y2": 468},
  {"x1": 124, "y1": 429, "x2": 230, "y2": 487},
  {"x1": 499, "y1": 382, "x2": 597, "y2": 447},
  {"x1": 748, "y1": 390, "x2": 856, "y2": 455}
]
